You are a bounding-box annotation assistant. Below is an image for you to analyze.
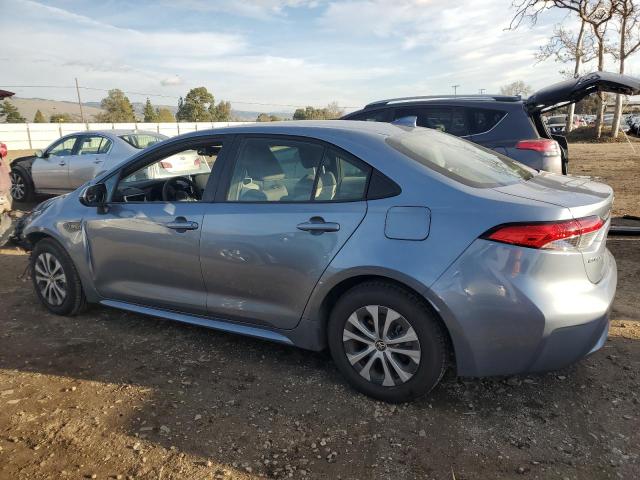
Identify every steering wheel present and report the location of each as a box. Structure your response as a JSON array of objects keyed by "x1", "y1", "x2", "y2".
[{"x1": 162, "y1": 176, "x2": 201, "y2": 202}]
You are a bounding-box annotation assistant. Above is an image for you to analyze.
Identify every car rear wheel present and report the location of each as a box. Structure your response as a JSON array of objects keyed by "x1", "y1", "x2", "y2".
[
  {"x1": 10, "y1": 169, "x2": 34, "y2": 202},
  {"x1": 30, "y1": 238, "x2": 86, "y2": 316},
  {"x1": 328, "y1": 281, "x2": 448, "y2": 403}
]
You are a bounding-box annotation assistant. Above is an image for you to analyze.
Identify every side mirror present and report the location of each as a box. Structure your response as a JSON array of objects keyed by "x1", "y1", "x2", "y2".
[
  {"x1": 35, "y1": 150, "x2": 45, "y2": 158},
  {"x1": 79, "y1": 183, "x2": 107, "y2": 207}
]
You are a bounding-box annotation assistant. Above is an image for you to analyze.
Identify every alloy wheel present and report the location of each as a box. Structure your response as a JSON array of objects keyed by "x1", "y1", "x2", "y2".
[
  {"x1": 34, "y1": 252, "x2": 67, "y2": 306},
  {"x1": 10, "y1": 172, "x2": 25, "y2": 200},
  {"x1": 342, "y1": 305, "x2": 421, "y2": 387}
]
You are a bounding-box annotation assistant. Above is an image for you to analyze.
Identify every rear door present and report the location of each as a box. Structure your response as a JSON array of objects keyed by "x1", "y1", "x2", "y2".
[
  {"x1": 200, "y1": 135, "x2": 370, "y2": 330},
  {"x1": 32, "y1": 135, "x2": 80, "y2": 192},
  {"x1": 68, "y1": 134, "x2": 113, "y2": 189}
]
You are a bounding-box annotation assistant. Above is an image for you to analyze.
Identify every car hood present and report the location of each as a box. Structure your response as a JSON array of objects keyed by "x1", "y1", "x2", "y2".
[{"x1": 525, "y1": 71, "x2": 640, "y2": 113}]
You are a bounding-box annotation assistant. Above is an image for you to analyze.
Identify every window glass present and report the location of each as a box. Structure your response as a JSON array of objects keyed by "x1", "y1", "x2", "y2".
[
  {"x1": 227, "y1": 138, "x2": 324, "y2": 202},
  {"x1": 386, "y1": 129, "x2": 533, "y2": 188},
  {"x1": 113, "y1": 143, "x2": 219, "y2": 203},
  {"x1": 395, "y1": 107, "x2": 468, "y2": 136},
  {"x1": 315, "y1": 147, "x2": 370, "y2": 201},
  {"x1": 468, "y1": 108, "x2": 507, "y2": 135},
  {"x1": 119, "y1": 133, "x2": 167, "y2": 149},
  {"x1": 48, "y1": 137, "x2": 77, "y2": 157},
  {"x1": 349, "y1": 109, "x2": 392, "y2": 122},
  {"x1": 78, "y1": 136, "x2": 112, "y2": 155}
]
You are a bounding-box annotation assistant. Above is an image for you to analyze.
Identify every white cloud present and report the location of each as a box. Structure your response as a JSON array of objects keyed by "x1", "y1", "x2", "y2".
[
  {"x1": 160, "y1": 76, "x2": 184, "y2": 86},
  {"x1": 166, "y1": 0, "x2": 322, "y2": 19}
]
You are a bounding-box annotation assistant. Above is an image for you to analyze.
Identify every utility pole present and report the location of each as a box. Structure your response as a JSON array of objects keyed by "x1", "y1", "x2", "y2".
[
  {"x1": 451, "y1": 84, "x2": 460, "y2": 96},
  {"x1": 479, "y1": 88, "x2": 486, "y2": 95},
  {"x1": 75, "y1": 77, "x2": 86, "y2": 123}
]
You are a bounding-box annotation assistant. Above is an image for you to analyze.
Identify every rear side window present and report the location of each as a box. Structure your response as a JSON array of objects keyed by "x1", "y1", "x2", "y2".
[
  {"x1": 316, "y1": 147, "x2": 370, "y2": 201},
  {"x1": 348, "y1": 109, "x2": 393, "y2": 122},
  {"x1": 394, "y1": 107, "x2": 469, "y2": 136},
  {"x1": 386, "y1": 129, "x2": 533, "y2": 188},
  {"x1": 467, "y1": 108, "x2": 507, "y2": 135}
]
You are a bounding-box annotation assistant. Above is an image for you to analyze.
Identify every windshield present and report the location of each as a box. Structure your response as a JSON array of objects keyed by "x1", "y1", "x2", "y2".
[
  {"x1": 119, "y1": 133, "x2": 167, "y2": 149},
  {"x1": 386, "y1": 128, "x2": 534, "y2": 188}
]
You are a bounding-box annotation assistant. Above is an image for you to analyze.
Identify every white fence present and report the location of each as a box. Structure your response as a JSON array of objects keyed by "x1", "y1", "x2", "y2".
[{"x1": 0, "y1": 122, "x2": 250, "y2": 150}]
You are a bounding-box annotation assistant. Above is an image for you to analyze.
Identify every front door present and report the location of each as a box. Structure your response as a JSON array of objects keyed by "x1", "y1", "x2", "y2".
[
  {"x1": 200, "y1": 136, "x2": 370, "y2": 330},
  {"x1": 84, "y1": 137, "x2": 225, "y2": 314},
  {"x1": 32, "y1": 135, "x2": 79, "y2": 192}
]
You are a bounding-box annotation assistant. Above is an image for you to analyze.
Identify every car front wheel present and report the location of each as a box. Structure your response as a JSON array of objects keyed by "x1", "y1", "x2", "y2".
[
  {"x1": 30, "y1": 238, "x2": 86, "y2": 316},
  {"x1": 10, "y1": 168, "x2": 34, "y2": 202},
  {"x1": 328, "y1": 281, "x2": 448, "y2": 403}
]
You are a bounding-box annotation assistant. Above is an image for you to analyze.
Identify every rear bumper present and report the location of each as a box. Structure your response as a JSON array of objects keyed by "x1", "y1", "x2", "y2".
[{"x1": 430, "y1": 239, "x2": 617, "y2": 377}]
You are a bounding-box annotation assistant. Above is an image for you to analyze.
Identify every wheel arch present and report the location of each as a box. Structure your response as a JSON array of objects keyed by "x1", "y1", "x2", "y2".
[{"x1": 299, "y1": 269, "x2": 457, "y2": 368}]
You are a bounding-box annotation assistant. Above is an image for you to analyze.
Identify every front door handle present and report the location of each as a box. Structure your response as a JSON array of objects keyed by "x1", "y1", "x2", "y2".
[
  {"x1": 93, "y1": 158, "x2": 102, "y2": 164},
  {"x1": 165, "y1": 216, "x2": 199, "y2": 231},
  {"x1": 297, "y1": 217, "x2": 340, "y2": 233},
  {"x1": 58, "y1": 160, "x2": 66, "y2": 166}
]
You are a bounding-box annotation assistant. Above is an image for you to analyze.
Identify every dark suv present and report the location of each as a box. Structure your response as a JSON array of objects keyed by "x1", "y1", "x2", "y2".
[{"x1": 343, "y1": 72, "x2": 640, "y2": 175}]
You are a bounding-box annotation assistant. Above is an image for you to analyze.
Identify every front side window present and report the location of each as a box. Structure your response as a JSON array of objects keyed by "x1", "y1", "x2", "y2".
[
  {"x1": 78, "y1": 136, "x2": 112, "y2": 155},
  {"x1": 48, "y1": 137, "x2": 78, "y2": 157},
  {"x1": 386, "y1": 129, "x2": 533, "y2": 188},
  {"x1": 119, "y1": 133, "x2": 166, "y2": 149},
  {"x1": 113, "y1": 143, "x2": 220, "y2": 203},
  {"x1": 395, "y1": 107, "x2": 469, "y2": 136}
]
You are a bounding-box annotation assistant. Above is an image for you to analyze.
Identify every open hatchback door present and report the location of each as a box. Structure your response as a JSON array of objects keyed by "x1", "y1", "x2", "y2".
[{"x1": 525, "y1": 71, "x2": 640, "y2": 113}]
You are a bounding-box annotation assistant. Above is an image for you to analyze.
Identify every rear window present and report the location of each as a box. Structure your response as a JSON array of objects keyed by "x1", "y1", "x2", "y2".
[
  {"x1": 386, "y1": 129, "x2": 533, "y2": 188},
  {"x1": 119, "y1": 133, "x2": 167, "y2": 149}
]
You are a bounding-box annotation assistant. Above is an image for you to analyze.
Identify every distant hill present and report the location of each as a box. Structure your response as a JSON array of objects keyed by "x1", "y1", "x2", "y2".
[{"x1": 7, "y1": 97, "x2": 292, "y2": 123}]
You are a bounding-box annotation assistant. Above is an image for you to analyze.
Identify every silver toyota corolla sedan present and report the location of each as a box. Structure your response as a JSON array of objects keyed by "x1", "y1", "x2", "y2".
[{"x1": 16, "y1": 121, "x2": 616, "y2": 402}]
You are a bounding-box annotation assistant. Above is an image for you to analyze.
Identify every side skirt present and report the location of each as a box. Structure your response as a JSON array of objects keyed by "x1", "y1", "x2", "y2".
[{"x1": 99, "y1": 299, "x2": 294, "y2": 345}]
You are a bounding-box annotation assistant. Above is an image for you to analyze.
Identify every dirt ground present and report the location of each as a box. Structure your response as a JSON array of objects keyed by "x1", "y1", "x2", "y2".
[{"x1": 0, "y1": 142, "x2": 639, "y2": 480}]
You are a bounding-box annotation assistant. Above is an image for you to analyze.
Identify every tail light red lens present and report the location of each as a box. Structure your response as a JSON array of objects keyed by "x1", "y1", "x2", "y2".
[
  {"x1": 160, "y1": 161, "x2": 173, "y2": 169},
  {"x1": 194, "y1": 158, "x2": 201, "y2": 167},
  {"x1": 482, "y1": 216, "x2": 605, "y2": 251},
  {"x1": 515, "y1": 139, "x2": 560, "y2": 157}
]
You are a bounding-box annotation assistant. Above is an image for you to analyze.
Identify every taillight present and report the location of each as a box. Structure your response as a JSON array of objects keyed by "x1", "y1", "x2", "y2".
[
  {"x1": 194, "y1": 158, "x2": 201, "y2": 167},
  {"x1": 515, "y1": 139, "x2": 560, "y2": 157},
  {"x1": 160, "y1": 161, "x2": 173, "y2": 169},
  {"x1": 482, "y1": 216, "x2": 604, "y2": 251}
]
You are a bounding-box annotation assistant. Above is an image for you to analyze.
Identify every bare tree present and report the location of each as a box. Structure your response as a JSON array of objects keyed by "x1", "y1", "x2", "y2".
[
  {"x1": 536, "y1": 21, "x2": 597, "y2": 132},
  {"x1": 610, "y1": 0, "x2": 640, "y2": 137},
  {"x1": 511, "y1": 1, "x2": 616, "y2": 138},
  {"x1": 499, "y1": 80, "x2": 534, "y2": 96}
]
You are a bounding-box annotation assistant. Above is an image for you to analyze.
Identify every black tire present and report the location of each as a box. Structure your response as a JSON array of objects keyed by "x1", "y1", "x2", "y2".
[
  {"x1": 328, "y1": 281, "x2": 448, "y2": 403},
  {"x1": 562, "y1": 160, "x2": 569, "y2": 175},
  {"x1": 30, "y1": 238, "x2": 86, "y2": 316},
  {"x1": 10, "y1": 168, "x2": 34, "y2": 202}
]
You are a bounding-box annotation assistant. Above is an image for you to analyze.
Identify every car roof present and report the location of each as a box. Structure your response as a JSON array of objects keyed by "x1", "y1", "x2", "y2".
[{"x1": 193, "y1": 120, "x2": 407, "y2": 138}]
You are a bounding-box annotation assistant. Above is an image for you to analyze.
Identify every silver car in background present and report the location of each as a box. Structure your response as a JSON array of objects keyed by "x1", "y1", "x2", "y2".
[
  {"x1": 17, "y1": 121, "x2": 616, "y2": 402},
  {"x1": 9, "y1": 130, "x2": 207, "y2": 202}
]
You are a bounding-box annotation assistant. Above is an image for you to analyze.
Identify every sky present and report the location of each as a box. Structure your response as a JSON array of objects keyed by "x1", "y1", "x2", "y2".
[{"x1": 2, "y1": 0, "x2": 639, "y2": 113}]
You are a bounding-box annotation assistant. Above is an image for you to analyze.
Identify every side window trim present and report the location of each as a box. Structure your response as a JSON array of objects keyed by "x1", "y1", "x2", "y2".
[{"x1": 217, "y1": 134, "x2": 374, "y2": 204}]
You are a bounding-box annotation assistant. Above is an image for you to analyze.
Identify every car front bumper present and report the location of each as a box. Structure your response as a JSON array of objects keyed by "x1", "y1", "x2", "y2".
[{"x1": 430, "y1": 239, "x2": 617, "y2": 377}]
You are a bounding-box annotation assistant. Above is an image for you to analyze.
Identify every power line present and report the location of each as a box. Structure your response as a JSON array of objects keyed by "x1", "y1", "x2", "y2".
[{"x1": 0, "y1": 84, "x2": 360, "y2": 109}]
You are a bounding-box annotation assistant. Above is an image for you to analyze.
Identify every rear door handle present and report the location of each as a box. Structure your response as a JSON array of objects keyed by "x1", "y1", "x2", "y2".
[
  {"x1": 297, "y1": 217, "x2": 340, "y2": 233},
  {"x1": 165, "y1": 217, "x2": 199, "y2": 231}
]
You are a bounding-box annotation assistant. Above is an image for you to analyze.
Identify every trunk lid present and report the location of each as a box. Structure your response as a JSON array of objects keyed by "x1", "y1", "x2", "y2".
[
  {"x1": 525, "y1": 71, "x2": 640, "y2": 113},
  {"x1": 493, "y1": 173, "x2": 613, "y2": 283}
]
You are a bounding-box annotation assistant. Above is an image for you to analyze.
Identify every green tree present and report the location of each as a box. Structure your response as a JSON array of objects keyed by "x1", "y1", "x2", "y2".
[
  {"x1": 0, "y1": 100, "x2": 26, "y2": 123},
  {"x1": 176, "y1": 87, "x2": 214, "y2": 122},
  {"x1": 33, "y1": 109, "x2": 46, "y2": 123},
  {"x1": 256, "y1": 113, "x2": 282, "y2": 122},
  {"x1": 293, "y1": 103, "x2": 343, "y2": 120},
  {"x1": 155, "y1": 107, "x2": 175, "y2": 122},
  {"x1": 210, "y1": 100, "x2": 232, "y2": 121},
  {"x1": 50, "y1": 112, "x2": 74, "y2": 123},
  {"x1": 96, "y1": 89, "x2": 136, "y2": 122},
  {"x1": 143, "y1": 98, "x2": 158, "y2": 122}
]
